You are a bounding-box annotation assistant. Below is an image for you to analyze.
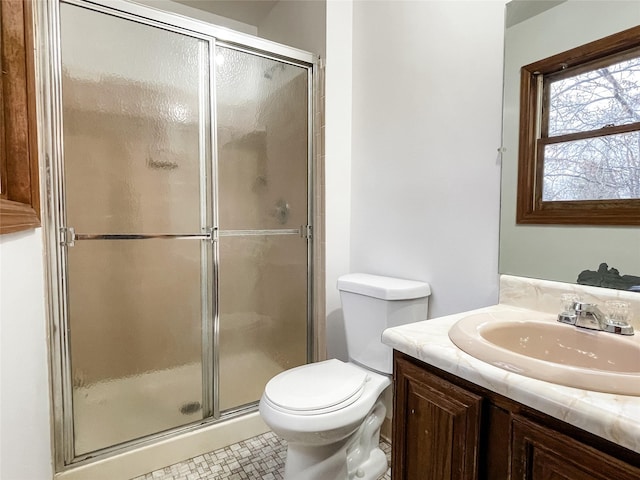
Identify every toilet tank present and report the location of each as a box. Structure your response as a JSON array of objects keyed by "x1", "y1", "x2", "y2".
[{"x1": 337, "y1": 273, "x2": 431, "y2": 375}]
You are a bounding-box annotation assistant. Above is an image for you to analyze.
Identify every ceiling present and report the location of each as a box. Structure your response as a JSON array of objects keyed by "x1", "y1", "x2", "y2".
[{"x1": 171, "y1": 0, "x2": 279, "y2": 26}]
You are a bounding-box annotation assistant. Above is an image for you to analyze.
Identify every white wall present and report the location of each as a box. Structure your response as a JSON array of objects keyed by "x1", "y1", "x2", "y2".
[
  {"x1": 323, "y1": 0, "x2": 354, "y2": 360},
  {"x1": 258, "y1": 0, "x2": 326, "y2": 58},
  {"x1": 349, "y1": 1, "x2": 504, "y2": 320},
  {"x1": 136, "y1": 0, "x2": 258, "y2": 35},
  {"x1": 0, "y1": 230, "x2": 52, "y2": 480}
]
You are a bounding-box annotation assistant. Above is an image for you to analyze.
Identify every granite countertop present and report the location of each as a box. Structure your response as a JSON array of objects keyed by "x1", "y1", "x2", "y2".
[{"x1": 381, "y1": 303, "x2": 640, "y2": 454}]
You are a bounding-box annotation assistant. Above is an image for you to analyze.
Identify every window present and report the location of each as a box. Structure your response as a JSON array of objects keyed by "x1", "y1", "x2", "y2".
[{"x1": 517, "y1": 25, "x2": 640, "y2": 225}]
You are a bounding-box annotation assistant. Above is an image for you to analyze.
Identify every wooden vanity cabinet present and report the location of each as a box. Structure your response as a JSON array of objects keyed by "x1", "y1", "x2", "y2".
[
  {"x1": 392, "y1": 352, "x2": 482, "y2": 480},
  {"x1": 392, "y1": 351, "x2": 640, "y2": 480},
  {"x1": 511, "y1": 416, "x2": 640, "y2": 480}
]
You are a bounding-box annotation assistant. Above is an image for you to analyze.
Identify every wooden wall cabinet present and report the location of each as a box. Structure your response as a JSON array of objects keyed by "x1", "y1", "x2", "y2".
[
  {"x1": 0, "y1": 0, "x2": 40, "y2": 235},
  {"x1": 392, "y1": 352, "x2": 640, "y2": 480}
]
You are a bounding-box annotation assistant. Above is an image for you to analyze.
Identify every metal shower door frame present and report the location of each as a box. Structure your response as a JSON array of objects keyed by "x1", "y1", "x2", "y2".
[{"x1": 37, "y1": 0, "x2": 317, "y2": 471}]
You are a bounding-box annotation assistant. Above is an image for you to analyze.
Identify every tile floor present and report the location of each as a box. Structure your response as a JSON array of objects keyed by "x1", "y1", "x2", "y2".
[{"x1": 131, "y1": 431, "x2": 392, "y2": 480}]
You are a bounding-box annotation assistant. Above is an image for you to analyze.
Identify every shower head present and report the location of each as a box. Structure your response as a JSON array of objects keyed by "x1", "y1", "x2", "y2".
[{"x1": 263, "y1": 63, "x2": 286, "y2": 80}]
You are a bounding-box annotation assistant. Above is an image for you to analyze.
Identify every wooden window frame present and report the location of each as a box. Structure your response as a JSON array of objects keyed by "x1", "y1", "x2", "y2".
[
  {"x1": 0, "y1": 0, "x2": 40, "y2": 235},
  {"x1": 516, "y1": 25, "x2": 640, "y2": 225}
]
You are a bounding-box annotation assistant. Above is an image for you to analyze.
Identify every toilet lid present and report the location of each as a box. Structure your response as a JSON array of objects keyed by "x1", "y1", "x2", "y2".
[{"x1": 264, "y1": 359, "x2": 368, "y2": 413}]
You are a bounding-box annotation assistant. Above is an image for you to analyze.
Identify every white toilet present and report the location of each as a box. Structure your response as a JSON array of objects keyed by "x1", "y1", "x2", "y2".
[{"x1": 259, "y1": 273, "x2": 431, "y2": 480}]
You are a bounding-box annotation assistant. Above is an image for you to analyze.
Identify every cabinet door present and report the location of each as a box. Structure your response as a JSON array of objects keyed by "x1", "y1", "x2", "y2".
[
  {"x1": 393, "y1": 355, "x2": 482, "y2": 480},
  {"x1": 512, "y1": 416, "x2": 640, "y2": 480}
]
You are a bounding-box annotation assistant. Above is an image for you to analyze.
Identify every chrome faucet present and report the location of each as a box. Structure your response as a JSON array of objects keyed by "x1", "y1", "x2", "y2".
[{"x1": 558, "y1": 301, "x2": 634, "y2": 335}]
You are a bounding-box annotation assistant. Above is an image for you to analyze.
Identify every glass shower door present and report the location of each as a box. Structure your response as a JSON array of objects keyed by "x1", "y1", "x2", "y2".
[
  {"x1": 59, "y1": 2, "x2": 213, "y2": 456},
  {"x1": 215, "y1": 46, "x2": 311, "y2": 411},
  {"x1": 53, "y1": 0, "x2": 313, "y2": 462}
]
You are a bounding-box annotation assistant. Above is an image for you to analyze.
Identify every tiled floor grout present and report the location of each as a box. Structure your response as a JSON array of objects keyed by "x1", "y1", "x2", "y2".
[{"x1": 131, "y1": 431, "x2": 391, "y2": 480}]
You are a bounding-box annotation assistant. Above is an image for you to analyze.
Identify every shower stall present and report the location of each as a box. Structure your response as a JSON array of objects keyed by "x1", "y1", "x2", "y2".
[{"x1": 39, "y1": 0, "x2": 316, "y2": 468}]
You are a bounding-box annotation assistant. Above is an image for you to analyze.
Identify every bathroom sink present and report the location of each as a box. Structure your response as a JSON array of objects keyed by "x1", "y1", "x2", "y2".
[{"x1": 448, "y1": 310, "x2": 640, "y2": 396}]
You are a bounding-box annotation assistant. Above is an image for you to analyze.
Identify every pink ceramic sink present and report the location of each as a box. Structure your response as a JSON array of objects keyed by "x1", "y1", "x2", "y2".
[{"x1": 448, "y1": 310, "x2": 640, "y2": 396}]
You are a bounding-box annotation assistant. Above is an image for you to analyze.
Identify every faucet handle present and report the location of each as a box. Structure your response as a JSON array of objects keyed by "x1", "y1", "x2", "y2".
[
  {"x1": 558, "y1": 294, "x2": 581, "y2": 325},
  {"x1": 560, "y1": 293, "x2": 581, "y2": 312},
  {"x1": 603, "y1": 301, "x2": 634, "y2": 336}
]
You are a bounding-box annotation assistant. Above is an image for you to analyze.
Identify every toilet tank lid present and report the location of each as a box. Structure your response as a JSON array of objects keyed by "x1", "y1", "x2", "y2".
[{"x1": 337, "y1": 273, "x2": 431, "y2": 300}]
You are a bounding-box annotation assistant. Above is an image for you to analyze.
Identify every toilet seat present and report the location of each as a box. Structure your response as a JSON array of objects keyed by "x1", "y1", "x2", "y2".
[{"x1": 264, "y1": 359, "x2": 369, "y2": 415}]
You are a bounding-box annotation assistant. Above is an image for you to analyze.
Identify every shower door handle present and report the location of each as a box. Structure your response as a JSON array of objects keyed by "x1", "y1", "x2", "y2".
[
  {"x1": 218, "y1": 228, "x2": 302, "y2": 237},
  {"x1": 61, "y1": 228, "x2": 215, "y2": 246}
]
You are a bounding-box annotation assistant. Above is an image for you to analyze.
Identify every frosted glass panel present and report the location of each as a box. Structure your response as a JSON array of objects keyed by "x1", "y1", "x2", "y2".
[
  {"x1": 67, "y1": 240, "x2": 205, "y2": 455},
  {"x1": 218, "y1": 235, "x2": 308, "y2": 411},
  {"x1": 60, "y1": 2, "x2": 210, "y2": 234},
  {"x1": 60, "y1": 3, "x2": 211, "y2": 456},
  {"x1": 216, "y1": 47, "x2": 308, "y2": 230}
]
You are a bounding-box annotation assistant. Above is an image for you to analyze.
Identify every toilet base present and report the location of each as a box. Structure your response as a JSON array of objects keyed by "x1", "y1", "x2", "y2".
[{"x1": 282, "y1": 400, "x2": 388, "y2": 480}]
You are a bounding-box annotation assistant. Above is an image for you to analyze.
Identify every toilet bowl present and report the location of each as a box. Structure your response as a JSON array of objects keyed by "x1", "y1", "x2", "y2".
[
  {"x1": 259, "y1": 359, "x2": 390, "y2": 479},
  {"x1": 259, "y1": 273, "x2": 431, "y2": 480}
]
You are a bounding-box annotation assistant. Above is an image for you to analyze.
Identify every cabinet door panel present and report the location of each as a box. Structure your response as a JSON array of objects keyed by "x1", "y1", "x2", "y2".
[
  {"x1": 393, "y1": 355, "x2": 482, "y2": 480},
  {"x1": 512, "y1": 416, "x2": 640, "y2": 480}
]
